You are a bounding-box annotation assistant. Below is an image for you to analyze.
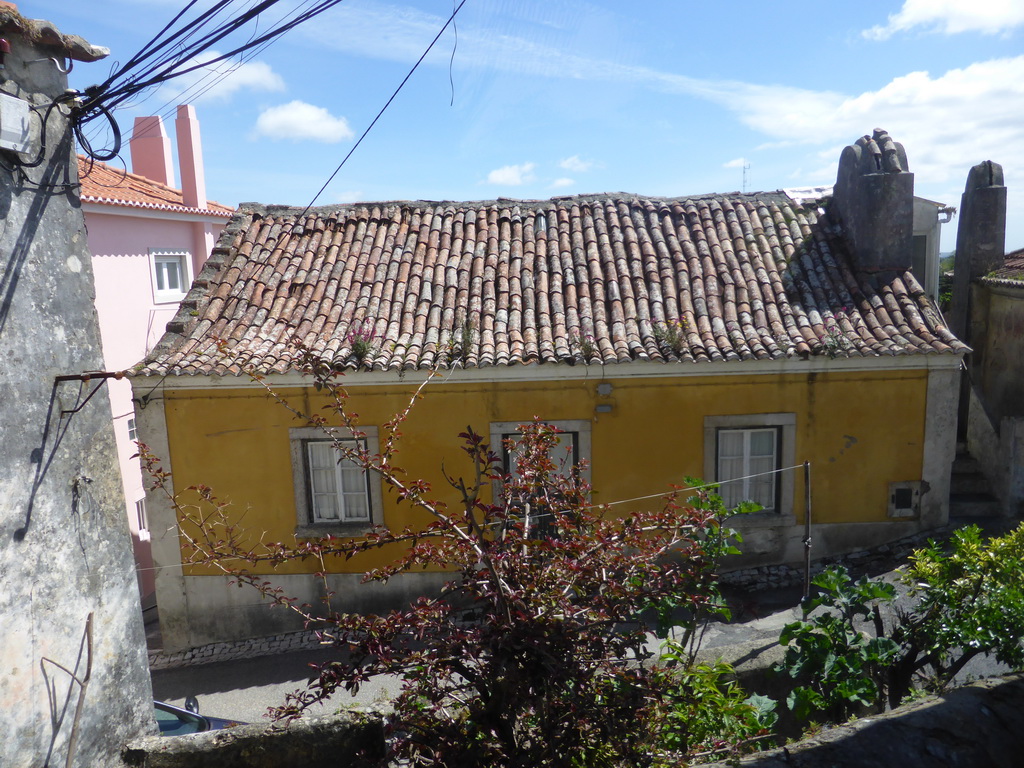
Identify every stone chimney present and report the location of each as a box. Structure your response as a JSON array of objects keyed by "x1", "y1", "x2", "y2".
[
  {"x1": 831, "y1": 128, "x2": 914, "y2": 273},
  {"x1": 949, "y1": 160, "x2": 1006, "y2": 341},
  {"x1": 130, "y1": 115, "x2": 173, "y2": 186}
]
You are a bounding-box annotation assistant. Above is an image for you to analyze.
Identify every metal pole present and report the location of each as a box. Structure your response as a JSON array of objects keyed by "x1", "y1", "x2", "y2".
[{"x1": 803, "y1": 461, "x2": 812, "y2": 600}]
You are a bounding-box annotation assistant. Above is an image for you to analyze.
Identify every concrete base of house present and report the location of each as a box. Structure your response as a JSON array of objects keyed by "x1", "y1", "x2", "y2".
[
  {"x1": 729, "y1": 517, "x2": 932, "y2": 572},
  {"x1": 160, "y1": 571, "x2": 452, "y2": 651},
  {"x1": 158, "y1": 517, "x2": 945, "y2": 650}
]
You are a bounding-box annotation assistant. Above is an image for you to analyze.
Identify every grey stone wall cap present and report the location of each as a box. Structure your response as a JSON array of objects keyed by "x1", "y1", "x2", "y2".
[{"x1": 0, "y1": 9, "x2": 109, "y2": 62}]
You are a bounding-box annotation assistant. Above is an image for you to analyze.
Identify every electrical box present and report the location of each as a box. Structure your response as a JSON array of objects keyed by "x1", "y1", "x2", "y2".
[
  {"x1": 888, "y1": 481, "x2": 922, "y2": 519},
  {"x1": 0, "y1": 92, "x2": 32, "y2": 154}
]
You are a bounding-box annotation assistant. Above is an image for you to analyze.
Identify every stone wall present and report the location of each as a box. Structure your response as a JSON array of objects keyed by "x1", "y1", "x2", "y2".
[
  {"x1": 123, "y1": 712, "x2": 384, "y2": 768},
  {"x1": 0, "y1": 10, "x2": 155, "y2": 767},
  {"x1": 706, "y1": 674, "x2": 1024, "y2": 768}
]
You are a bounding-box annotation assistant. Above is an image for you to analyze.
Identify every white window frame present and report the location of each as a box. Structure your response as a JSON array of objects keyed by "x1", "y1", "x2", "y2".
[
  {"x1": 151, "y1": 250, "x2": 191, "y2": 304},
  {"x1": 489, "y1": 420, "x2": 592, "y2": 486},
  {"x1": 135, "y1": 497, "x2": 150, "y2": 541},
  {"x1": 290, "y1": 426, "x2": 384, "y2": 537},
  {"x1": 703, "y1": 413, "x2": 796, "y2": 525},
  {"x1": 127, "y1": 417, "x2": 138, "y2": 443}
]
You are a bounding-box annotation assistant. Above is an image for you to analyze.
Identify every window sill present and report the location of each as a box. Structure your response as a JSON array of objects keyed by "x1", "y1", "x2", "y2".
[
  {"x1": 153, "y1": 293, "x2": 188, "y2": 306},
  {"x1": 295, "y1": 523, "x2": 375, "y2": 539}
]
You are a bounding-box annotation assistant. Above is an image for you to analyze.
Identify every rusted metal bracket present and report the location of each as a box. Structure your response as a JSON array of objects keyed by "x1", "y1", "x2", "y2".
[{"x1": 53, "y1": 371, "x2": 128, "y2": 417}]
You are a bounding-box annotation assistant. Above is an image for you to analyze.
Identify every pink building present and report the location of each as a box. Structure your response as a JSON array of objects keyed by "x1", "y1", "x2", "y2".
[{"x1": 82, "y1": 105, "x2": 233, "y2": 607}]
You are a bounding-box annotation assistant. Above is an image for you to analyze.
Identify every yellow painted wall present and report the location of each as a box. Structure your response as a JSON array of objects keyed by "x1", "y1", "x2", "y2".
[{"x1": 162, "y1": 368, "x2": 928, "y2": 575}]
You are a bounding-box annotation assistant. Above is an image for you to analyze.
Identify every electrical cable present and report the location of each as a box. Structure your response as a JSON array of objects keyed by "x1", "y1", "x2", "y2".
[
  {"x1": 84, "y1": 0, "x2": 340, "y2": 117},
  {"x1": 448, "y1": 0, "x2": 458, "y2": 107},
  {"x1": 142, "y1": 0, "x2": 314, "y2": 126},
  {"x1": 16, "y1": 97, "x2": 75, "y2": 169},
  {"x1": 73, "y1": 101, "x2": 122, "y2": 162},
  {"x1": 71, "y1": 0, "x2": 345, "y2": 162}
]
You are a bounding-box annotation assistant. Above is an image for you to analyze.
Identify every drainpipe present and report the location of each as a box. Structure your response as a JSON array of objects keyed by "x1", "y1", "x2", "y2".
[
  {"x1": 130, "y1": 115, "x2": 173, "y2": 187},
  {"x1": 175, "y1": 104, "x2": 214, "y2": 277}
]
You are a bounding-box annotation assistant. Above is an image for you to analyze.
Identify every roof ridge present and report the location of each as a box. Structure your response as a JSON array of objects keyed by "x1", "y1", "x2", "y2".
[{"x1": 236, "y1": 190, "x2": 793, "y2": 218}]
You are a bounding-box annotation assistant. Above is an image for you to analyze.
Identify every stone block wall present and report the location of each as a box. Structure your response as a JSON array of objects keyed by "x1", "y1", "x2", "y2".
[{"x1": 0, "y1": 10, "x2": 155, "y2": 767}]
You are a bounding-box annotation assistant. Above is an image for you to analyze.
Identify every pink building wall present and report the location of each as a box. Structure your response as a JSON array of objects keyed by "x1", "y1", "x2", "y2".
[{"x1": 84, "y1": 107, "x2": 230, "y2": 607}]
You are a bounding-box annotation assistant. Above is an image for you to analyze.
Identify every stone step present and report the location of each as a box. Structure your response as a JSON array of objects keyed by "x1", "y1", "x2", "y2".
[
  {"x1": 950, "y1": 492, "x2": 1003, "y2": 518},
  {"x1": 950, "y1": 472, "x2": 994, "y2": 496},
  {"x1": 952, "y1": 453, "x2": 982, "y2": 474}
]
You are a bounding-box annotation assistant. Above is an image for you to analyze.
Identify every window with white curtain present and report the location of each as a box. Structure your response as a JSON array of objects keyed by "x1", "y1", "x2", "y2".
[
  {"x1": 305, "y1": 440, "x2": 371, "y2": 523},
  {"x1": 716, "y1": 427, "x2": 779, "y2": 512},
  {"x1": 703, "y1": 413, "x2": 796, "y2": 519},
  {"x1": 290, "y1": 426, "x2": 383, "y2": 535}
]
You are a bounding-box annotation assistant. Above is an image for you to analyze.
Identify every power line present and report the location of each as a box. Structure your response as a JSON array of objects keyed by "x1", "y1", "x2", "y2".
[
  {"x1": 296, "y1": 0, "x2": 469, "y2": 219},
  {"x1": 71, "y1": 0, "x2": 348, "y2": 162}
]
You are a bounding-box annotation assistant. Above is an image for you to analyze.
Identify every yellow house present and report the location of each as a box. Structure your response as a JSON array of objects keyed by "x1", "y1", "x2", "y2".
[{"x1": 133, "y1": 130, "x2": 966, "y2": 649}]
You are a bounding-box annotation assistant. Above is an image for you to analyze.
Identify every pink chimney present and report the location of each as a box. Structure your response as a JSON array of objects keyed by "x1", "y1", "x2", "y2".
[
  {"x1": 130, "y1": 115, "x2": 173, "y2": 186},
  {"x1": 175, "y1": 104, "x2": 207, "y2": 210},
  {"x1": 128, "y1": 105, "x2": 217, "y2": 277}
]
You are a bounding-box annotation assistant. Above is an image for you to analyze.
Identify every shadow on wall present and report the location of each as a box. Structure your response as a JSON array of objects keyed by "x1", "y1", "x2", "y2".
[{"x1": 0, "y1": 130, "x2": 78, "y2": 337}]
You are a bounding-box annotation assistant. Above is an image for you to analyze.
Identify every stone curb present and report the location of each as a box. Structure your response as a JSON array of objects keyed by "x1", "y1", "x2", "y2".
[
  {"x1": 705, "y1": 674, "x2": 1024, "y2": 768},
  {"x1": 148, "y1": 629, "x2": 327, "y2": 671}
]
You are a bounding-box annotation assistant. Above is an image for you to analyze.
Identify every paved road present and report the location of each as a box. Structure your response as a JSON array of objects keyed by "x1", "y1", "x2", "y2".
[{"x1": 151, "y1": 646, "x2": 402, "y2": 725}]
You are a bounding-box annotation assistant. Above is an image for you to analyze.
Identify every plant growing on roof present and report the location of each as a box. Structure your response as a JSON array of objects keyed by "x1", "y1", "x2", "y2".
[
  {"x1": 346, "y1": 318, "x2": 377, "y2": 365},
  {"x1": 569, "y1": 330, "x2": 597, "y2": 362},
  {"x1": 816, "y1": 310, "x2": 853, "y2": 359},
  {"x1": 653, "y1": 316, "x2": 689, "y2": 357},
  {"x1": 442, "y1": 317, "x2": 475, "y2": 367},
  {"x1": 145, "y1": 344, "x2": 774, "y2": 767}
]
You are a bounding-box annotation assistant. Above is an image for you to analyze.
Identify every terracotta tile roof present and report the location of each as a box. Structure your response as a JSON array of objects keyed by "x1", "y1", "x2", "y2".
[
  {"x1": 78, "y1": 156, "x2": 234, "y2": 217},
  {"x1": 138, "y1": 192, "x2": 967, "y2": 377},
  {"x1": 983, "y1": 248, "x2": 1024, "y2": 285}
]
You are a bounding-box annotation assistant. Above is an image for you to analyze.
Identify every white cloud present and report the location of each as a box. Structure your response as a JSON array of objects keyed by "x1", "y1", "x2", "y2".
[
  {"x1": 723, "y1": 157, "x2": 748, "y2": 169},
  {"x1": 550, "y1": 177, "x2": 575, "y2": 189},
  {"x1": 486, "y1": 162, "x2": 536, "y2": 185},
  {"x1": 297, "y1": 3, "x2": 1024, "y2": 210},
  {"x1": 336, "y1": 190, "x2": 363, "y2": 203},
  {"x1": 253, "y1": 101, "x2": 354, "y2": 143},
  {"x1": 559, "y1": 155, "x2": 592, "y2": 173},
  {"x1": 864, "y1": 0, "x2": 1024, "y2": 39},
  {"x1": 755, "y1": 58, "x2": 1024, "y2": 187},
  {"x1": 154, "y1": 52, "x2": 285, "y2": 104}
]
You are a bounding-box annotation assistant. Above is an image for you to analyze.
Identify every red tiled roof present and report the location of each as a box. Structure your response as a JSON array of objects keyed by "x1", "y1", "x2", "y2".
[
  {"x1": 77, "y1": 156, "x2": 234, "y2": 217},
  {"x1": 984, "y1": 249, "x2": 1024, "y2": 284},
  {"x1": 138, "y1": 193, "x2": 967, "y2": 377}
]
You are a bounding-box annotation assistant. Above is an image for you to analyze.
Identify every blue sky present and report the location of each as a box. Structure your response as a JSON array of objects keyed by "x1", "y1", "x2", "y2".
[{"x1": 37, "y1": 0, "x2": 1024, "y2": 250}]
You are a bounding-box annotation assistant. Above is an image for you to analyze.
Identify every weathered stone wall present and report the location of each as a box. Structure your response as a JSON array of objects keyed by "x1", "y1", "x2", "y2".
[
  {"x1": 975, "y1": 283, "x2": 1024, "y2": 426},
  {"x1": 0, "y1": 12, "x2": 155, "y2": 768},
  {"x1": 706, "y1": 674, "x2": 1024, "y2": 768},
  {"x1": 122, "y1": 712, "x2": 385, "y2": 768}
]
